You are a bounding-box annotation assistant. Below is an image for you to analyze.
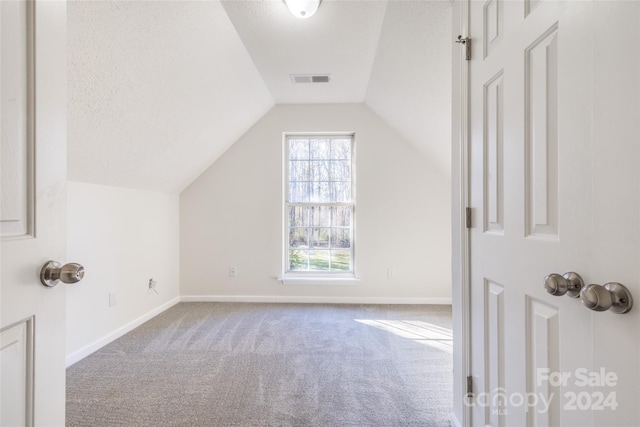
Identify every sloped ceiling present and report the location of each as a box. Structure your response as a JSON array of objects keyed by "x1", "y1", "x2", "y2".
[
  {"x1": 68, "y1": 0, "x2": 274, "y2": 193},
  {"x1": 68, "y1": 0, "x2": 452, "y2": 193},
  {"x1": 220, "y1": 0, "x2": 388, "y2": 103}
]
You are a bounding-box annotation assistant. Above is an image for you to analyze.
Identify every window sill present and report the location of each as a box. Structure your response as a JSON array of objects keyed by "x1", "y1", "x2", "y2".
[{"x1": 276, "y1": 275, "x2": 360, "y2": 285}]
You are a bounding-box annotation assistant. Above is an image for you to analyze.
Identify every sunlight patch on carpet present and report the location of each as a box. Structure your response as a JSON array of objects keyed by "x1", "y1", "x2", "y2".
[{"x1": 354, "y1": 319, "x2": 453, "y2": 353}]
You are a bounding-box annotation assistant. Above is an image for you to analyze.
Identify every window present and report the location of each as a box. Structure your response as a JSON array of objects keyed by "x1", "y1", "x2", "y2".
[{"x1": 284, "y1": 134, "x2": 355, "y2": 277}]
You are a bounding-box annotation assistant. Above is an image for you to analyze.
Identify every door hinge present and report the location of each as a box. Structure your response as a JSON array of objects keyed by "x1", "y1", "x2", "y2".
[
  {"x1": 465, "y1": 207, "x2": 472, "y2": 228},
  {"x1": 466, "y1": 375, "x2": 474, "y2": 398},
  {"x1": 456, "y1": 35, "x2": 471, "y2": 60}
]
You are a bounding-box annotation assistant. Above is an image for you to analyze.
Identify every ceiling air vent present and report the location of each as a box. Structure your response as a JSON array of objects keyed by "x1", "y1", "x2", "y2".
[{"x1": 290, "y1": 74, "x2": 331, "y2": 84}]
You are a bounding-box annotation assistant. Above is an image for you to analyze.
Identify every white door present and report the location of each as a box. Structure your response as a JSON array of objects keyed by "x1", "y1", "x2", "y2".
[
  {"x1": 468, "y1": 0, "x2": 640, "y2": 426},
  {"x1": 1, "y1": 1, "x2": 67, "y2": 425}
]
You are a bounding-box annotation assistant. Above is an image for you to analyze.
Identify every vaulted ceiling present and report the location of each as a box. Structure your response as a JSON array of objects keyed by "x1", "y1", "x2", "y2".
[{"x1": 68, "y1": 0, "x2": 452, "y2": 194}]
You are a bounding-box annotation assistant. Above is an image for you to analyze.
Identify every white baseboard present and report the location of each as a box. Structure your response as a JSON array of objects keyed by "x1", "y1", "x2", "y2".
[
  {"x1": 181, "y1": 295, "x2": 452, "y2": 305},
  {"x1": 66, "y1": 297, "x2": 180, "y2": 367}
]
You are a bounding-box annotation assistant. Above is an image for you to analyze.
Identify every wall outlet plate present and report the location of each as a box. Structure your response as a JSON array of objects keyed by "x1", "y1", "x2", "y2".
[{"x1": 109, "y1": 292, "x2": 117, "y2": 307}]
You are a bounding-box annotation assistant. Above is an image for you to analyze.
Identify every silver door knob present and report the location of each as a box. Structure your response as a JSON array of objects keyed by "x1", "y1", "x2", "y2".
[
  {"x1": 543, "y1": 272, "x2": 584, "y2": 298},
  {"x1": 40, "y1": 260, "x2": 85, "y2": 288},
  {"x1": 580, "y1": 282, "x2": 633, "y2": 314}
]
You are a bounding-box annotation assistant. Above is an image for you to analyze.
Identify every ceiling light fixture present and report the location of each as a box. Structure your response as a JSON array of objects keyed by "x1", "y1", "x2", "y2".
[{"x1": 284, "y1": 0, "x2": 321, "y2": 19}]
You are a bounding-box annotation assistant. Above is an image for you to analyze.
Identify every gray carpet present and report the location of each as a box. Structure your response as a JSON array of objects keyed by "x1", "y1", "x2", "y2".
[{"x1": 66, "y1": 303, "x2": 452, "y2": 427}]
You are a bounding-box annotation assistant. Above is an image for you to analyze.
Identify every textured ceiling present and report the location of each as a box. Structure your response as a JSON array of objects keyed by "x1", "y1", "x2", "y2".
[
  {"x1": 68, "y1": 0, "x2": 274, "y2": 193},
  {"x1": 68, "y1": 0, "x2": 452, "y2": 193}
]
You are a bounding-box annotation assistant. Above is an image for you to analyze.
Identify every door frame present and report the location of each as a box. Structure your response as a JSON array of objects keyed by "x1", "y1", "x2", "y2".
[{"x1": 451, "y1": 0, "x2": 471, "y2": 426}]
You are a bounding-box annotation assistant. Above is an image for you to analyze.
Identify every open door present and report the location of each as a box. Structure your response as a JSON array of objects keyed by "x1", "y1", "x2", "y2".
[
  {"x1": 1, "y1": 1, "x2": 68, "y2": 425},
  {"x1": 466, "y1": 0, "x2": 640, "y2": 425}
]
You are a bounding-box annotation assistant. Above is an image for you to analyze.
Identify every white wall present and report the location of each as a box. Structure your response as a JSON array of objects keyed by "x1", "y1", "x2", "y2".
[
  {"x1": 66, "y1": 181, "x2": 180, "y2": 364},
  {"x1": 181, "y1": 104, "x2": 451, "y2": 302},
  {"x1": 365, "y1": 0, "x2": 452, "y2": 175}
]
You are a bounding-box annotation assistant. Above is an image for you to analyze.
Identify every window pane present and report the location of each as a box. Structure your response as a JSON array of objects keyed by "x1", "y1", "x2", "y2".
[
  {"x1": 289, "y1": 139, "x2": 309, "y2": 160},
  {"x1": 309, "y1": 206, "x2": 331, "y2": 227},
  {"x1": 310, "y1": 228, "x2": 330, "y2": 248},
  {"x1": 331, "y1": 139, "x2": 351, "y2": 160},
  {"x1": 309, "y1": 250, "x2": 330, "y2": 271},
  {"x1": 289, "y1": 161, "x2": 309, "y2": 181},
  {"x1": 331, "y1": 182, "x2": 351, "y2": 202},
  {"x1": 310, "y1": 182, "x2": 331, "y2": 203},
  {"x1": 331, "y1": 228, "x2": 350, "y2": 248},
  {"x1": 331, "y1": 161, "x2": 351, "y2": 181},
  {"x1": 309, "y1": 161, "x2": 330, "y2": 182},
  {"x1": 286, "y1": 135, "x2": 354, "y2": 275},
  {"x1": 289, "y1": 182, "x2": 309, "y2": 202},
  {"x1": 332, "y1": 206, "x2": 351, "y2": 227},
  {"x1": 289, "y1": 250, "x2": 308, "y2": 271},
  {"x1": 289, "y1": 206, "x2": 308, "y2": 227},
  {"x1": 289, "y1": 228, "x2": 308, "y2": 248},
  {"x1": 310, "y1": 139, "x2": 330, "y2": 159},
  {"x1": 330, "y1": 250, "x2": 351, "y2": 272}
]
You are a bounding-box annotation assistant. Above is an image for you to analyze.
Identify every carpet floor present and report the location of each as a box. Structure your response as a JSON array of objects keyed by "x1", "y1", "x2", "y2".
[{"x1": 66, "y1": 302, "x2": 453, "y2": 427}]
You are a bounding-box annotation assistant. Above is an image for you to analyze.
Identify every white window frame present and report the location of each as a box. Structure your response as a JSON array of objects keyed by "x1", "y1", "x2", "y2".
[{"x1": 281, "y1": 132, "x2": 357, "y2": 283}]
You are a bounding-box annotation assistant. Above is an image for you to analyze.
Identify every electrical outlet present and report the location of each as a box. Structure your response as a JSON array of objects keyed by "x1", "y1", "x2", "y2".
[
  {"x1": 109, "y1": 292, "x2": 117, "y2": 307},
  {"x1": 148, "y1": 278, "x2": 157, "y2": 290},
  {"x1": 229, "y1": 266, "x2": 237, "y2": 277},
  {"x1": 387, "y1": 268, "x2": 396, "y2": 279}
]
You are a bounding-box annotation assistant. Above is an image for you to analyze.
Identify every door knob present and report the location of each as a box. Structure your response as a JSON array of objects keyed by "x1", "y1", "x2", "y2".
[
  {"x1": 580, "y1": 282, "x2": 633, "y2": 314},
  {"x1": 40, "y1": 260, "x2": 85, "y2": 288},
  {"x1": 543, "y1": 272, "x2": 584, "y2": 298}
]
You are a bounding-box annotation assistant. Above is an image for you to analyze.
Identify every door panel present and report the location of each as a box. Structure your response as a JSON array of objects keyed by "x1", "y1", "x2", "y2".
[
  {"x1": 0, "y1": 0, "x2": 33, "y2": 238},
  {"x1": 525, "y1": 297, "x2": 559, "y2": 426},
  {"x1": 483, "y1": 71, "x2": 504, "y2": 234},
  {"x1": 1, "y1": 319, "x2": 34, "y2": 427},
  {"x1": 524, "y1": 24, "x2": 558, "y2": 239},
  {"x1": 483, "y1": 280, "x2": 504, "y2": 427},
  {"x1": 469, "y1": 1, "x2": 640, "y2": 426},
  {"x1": 1, "y1": 1, "x2": 67, "y2": 425}
]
